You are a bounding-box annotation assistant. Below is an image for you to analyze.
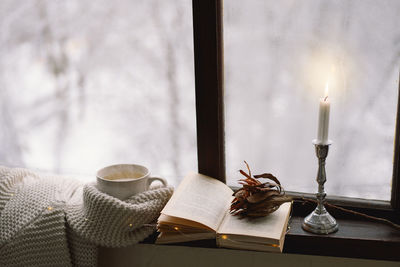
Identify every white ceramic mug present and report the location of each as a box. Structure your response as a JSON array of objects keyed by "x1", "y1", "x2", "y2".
[{"x1": 96, "y1": 164, "x2": 167, "y2": 200}]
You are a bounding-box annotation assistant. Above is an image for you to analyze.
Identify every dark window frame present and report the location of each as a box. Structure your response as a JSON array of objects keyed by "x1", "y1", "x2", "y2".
[
  {"x1": 192, "y1": 0, "x2": 400, "y2": 216},
  {"x1": 193, "y1": 0, "x2": 225, "y2": 183},
  {"x1": 191, "y1": 1, "x2": 400, "y2": 260}
]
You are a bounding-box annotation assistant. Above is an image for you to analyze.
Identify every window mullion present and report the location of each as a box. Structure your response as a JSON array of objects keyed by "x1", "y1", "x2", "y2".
[{"x1": 192, "y1": 0, "x2": 225, "y2": 182}]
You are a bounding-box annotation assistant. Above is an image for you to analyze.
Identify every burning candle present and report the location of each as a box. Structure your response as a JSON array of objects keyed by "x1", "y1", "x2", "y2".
[{"x1": 317, "y1": 82, "x2": 330, "y2": 144}]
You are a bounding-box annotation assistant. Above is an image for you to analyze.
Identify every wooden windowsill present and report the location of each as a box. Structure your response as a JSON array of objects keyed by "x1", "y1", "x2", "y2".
[
  {"x1": 132, "y1": 215, "x2": 400, "y2": 261},
  {"x1": 284, "y1": 216, "x2": 400, "y2": 261},
  {"x1": 99, "y1": 186, "x2": 400, "y2": 262}
]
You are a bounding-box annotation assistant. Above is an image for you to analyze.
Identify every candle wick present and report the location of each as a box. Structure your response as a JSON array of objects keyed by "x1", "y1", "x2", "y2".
[{"x1": 324, "y1": 96, "x2": 328, "y2": 101}]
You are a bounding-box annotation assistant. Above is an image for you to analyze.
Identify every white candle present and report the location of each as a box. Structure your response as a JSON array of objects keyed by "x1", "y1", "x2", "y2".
[{"x1": 317, "y1": 82, "x2": 330, "y2": 144}]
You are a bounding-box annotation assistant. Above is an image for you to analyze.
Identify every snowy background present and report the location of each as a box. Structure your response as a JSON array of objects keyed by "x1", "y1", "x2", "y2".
[
  {"x1": 1, "y1": 0, "x2": 399, "y2": 200},
  {"x1": 0, "y1": 0, "x2": 197, "y2": 183},
  {"x1": 225, "y1": 0, "x2": 400, "y2": 200}
]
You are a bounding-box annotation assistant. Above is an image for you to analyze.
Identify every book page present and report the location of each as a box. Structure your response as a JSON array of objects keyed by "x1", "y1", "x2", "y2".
[
  {"x1": 157, "y1": 214, "x2": 213, "y2": 232},
  {"x1": 161, "y1": 172, "x2": 233, "y2": 231},
  {"x1": 217, "y1": 202, "x2": 292, "y2": 244}
]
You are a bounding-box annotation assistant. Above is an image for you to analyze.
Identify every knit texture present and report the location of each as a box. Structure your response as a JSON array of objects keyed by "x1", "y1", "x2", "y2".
[
  {"x1": 0, "y1": 166, "x2": 173, "y2": 266},
  {"x1": 67, "y1": 226, "x2": 98, "y2": 267},
  {"x1": 66, "y1": 183, "x2": 173, "y2": 247}
]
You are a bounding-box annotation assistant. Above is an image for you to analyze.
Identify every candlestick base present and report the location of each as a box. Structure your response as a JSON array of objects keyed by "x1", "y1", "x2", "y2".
[
  {"x1": 302, "y1": 207, "x2": 338, "y2": 234},
  {"x1": 302, "y1": 141, "x2": 338, "y2": 235}
]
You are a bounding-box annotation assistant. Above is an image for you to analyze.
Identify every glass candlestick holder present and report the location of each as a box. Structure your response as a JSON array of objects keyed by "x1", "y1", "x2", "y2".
[{"x1": 302, "y1": 139, "x2": 338, "y2": 234}]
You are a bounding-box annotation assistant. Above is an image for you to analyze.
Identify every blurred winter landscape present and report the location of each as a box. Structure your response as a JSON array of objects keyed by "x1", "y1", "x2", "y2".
[
  {"x1": 1, "y1": 0, "x2": 399, "y2": 200},
  {"x1": 0, "y1": 0, "x2": 197, "y2": 184},
  {"x1": 225, "y1": 0, "x2": 400, "y2": 200}
]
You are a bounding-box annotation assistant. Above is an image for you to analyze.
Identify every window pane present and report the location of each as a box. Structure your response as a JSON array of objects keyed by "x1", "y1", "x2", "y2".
[
  {"x1": 224, "y1": 0, "x2": 400, "y2": 200},
  {"x1": 0, "y1": 0, "x2": 196, "y2": 185}
]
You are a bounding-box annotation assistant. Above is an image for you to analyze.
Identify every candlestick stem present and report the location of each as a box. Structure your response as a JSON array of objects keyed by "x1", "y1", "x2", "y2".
[{"x1": 302, "y1": 140, "x2": 338, "y2": 234}]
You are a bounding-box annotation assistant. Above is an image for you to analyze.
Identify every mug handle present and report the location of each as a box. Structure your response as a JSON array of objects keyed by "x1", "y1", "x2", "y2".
[{"x1": 147, "y1": 176, "x2": 168, "y2": 188}]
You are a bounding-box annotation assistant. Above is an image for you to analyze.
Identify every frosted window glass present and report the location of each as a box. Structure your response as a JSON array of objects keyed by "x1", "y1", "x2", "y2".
[
  {"x1": 224, "y1": 0, "x2": 400, "y2": 200},
  {"x1": 0, "y1": 0, "x2": 196, "y2": 185}
]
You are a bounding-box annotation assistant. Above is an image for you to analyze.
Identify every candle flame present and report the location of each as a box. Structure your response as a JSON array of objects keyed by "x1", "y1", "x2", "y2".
[{"x1": 324, "y1": 81, "x2": 329, "y2": 101}]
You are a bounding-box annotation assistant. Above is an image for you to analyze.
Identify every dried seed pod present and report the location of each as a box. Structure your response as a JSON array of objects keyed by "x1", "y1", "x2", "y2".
[{"x1": 230, "y1": 161, "x2": 292, "y2": 218}]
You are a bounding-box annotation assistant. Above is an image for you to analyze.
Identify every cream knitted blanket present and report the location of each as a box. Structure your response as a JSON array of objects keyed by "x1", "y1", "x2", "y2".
[{"x1": 0, "y1": 166, "x2": 173, "y2": 266}]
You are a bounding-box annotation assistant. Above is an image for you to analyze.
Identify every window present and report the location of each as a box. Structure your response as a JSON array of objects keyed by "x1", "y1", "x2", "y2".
[
  {"x1": 0, "y1": 0, "x2": 196, "y2": 185},
  {"x1": 1, "y1": 0, "x2": 398, "y2": 260},
  {"x1": 192, "y1": 0, "x2": 400, "y2": 211},
  {"x1": 224, "y1": 0, "x2": 400, "y2": 201},
  {"x1": 2, "y1": 0, "x2": 399, "y2": 211}
]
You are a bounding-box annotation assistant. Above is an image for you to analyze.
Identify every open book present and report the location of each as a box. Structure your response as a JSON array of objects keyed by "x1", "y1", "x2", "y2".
[{"x1": 156, "y1": 172, "x2": 292, "y2": 252}]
